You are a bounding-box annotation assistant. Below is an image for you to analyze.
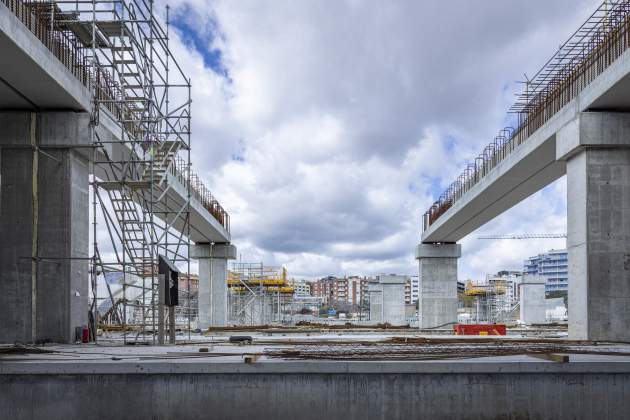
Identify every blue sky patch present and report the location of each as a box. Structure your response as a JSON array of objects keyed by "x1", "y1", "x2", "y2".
[{"x1": 170, "y1": 4, "x2": 231, "y2": 81}]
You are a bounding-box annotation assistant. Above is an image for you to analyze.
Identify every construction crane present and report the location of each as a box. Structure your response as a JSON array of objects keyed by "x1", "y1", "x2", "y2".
[{"x1": 477, "y1": 233, "x2": 567, "y2": 240}]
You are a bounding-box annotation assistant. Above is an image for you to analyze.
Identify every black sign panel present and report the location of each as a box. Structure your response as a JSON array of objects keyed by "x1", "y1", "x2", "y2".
[{"x1": 158, "y1": 255, "x2": 179, "y2": 307}]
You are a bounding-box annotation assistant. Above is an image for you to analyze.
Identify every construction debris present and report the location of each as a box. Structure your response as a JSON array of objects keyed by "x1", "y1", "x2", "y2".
[{"x1": 264, "y1": 338, "x2": 630, "y2": 361}]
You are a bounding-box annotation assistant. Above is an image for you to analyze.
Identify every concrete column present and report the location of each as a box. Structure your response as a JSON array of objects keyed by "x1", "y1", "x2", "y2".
[
  {"x1": 415, "y1": 243, "x2": 461, "y2": 329},
  {"x1": 558, "y1": 112, "x2": 630, "y2": 341},
  {"x1": 0, "y1": 112, "x2": 91, "y2": 343},
  {"x1": 378, "y1": 275, "x2": 407, "y2": 326},
  {"x1": 191, "y1": 243, "x2": 236, "y2": 328},
  {"x1": 519, "y1": 275, "x2": 547, "y2": 325},
  {"x1": 368, "y1": 282, "x2": 382, "y2": 323}
]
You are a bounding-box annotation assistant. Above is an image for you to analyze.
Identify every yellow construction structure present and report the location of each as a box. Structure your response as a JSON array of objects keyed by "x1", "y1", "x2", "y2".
[
  {"x1": 228, "y1": 263, "x2": 296, "y2": 325},
  {"x1": 464, "y1": 280, "x2": 506, "y2": 297},
  {"x1": 228, "y1": 267, "x2": 294, "y2": 294}
]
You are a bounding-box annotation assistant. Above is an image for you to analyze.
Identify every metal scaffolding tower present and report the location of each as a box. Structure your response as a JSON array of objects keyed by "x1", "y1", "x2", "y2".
[
  {"x1": 228, "y1": 263, "x2": 295, "y2": 326},
  {"x1": 3, "y1": 0, "x2": 229, "y2": 343}
]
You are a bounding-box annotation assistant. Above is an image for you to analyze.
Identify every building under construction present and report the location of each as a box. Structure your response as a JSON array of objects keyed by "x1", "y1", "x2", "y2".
[
  {"x1": 460, "y1": 273, "x2": 521, "y2": 325},
  {"x1": 227, "y1": 263, "x2": 295, "y2": 325}
]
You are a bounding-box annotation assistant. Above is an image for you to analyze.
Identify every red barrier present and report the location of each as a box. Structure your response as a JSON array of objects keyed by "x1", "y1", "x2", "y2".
[{"x1": 453, "y1": 324, "x2": 506, "y2": 336}]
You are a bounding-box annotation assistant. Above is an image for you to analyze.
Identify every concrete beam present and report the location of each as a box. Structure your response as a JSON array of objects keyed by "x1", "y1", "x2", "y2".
[
  {"x1": 557, "y1": 111, "x2": 630, "y2": 160},
  {"x1": 0, "y1": 4, "x2": 91, "y2": 110},
  {"x1": 192, "y1": 244, "x2": 237, "y2": 328},
  {"x1": 416, "y1": 243, "x2": 462, "y2": 259}
]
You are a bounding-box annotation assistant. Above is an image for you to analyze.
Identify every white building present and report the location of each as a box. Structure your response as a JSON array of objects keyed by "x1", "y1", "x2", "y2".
[
  {"x1": 292, "y1": 279, "x2": 312, "y2": 297},
  {"x1": 409, "y1": 275, "x2": 419, "y2": 303},
  {"x1": 487, "y1": 270, "x2": 522, "y2": 309}
]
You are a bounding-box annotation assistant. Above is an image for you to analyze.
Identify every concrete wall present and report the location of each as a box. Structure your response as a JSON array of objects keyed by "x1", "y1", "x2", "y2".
[
  {"x1": 379, "y1": 275, "x2": 406, "y2": 326},
  {"x1": 519, "y1": 275, "x2": 547, "y2": 325},
  {"x1": 2, "y1": 363, "x2": 630, "y2": 420},
  {"x1": 0, "y1": 112, "x2": 89, "y2": 343},
  {"x1": 368, "y1": 283, "x2": 382, "y2": 323}
]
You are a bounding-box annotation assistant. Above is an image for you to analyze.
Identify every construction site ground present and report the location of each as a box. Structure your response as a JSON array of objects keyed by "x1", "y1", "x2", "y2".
[
  {"x1": 4, "y1": 329, "x2": 630, "y2": 419},
  {"x1": 2, "y1": 327, "x2": 630, "y2": 367}
]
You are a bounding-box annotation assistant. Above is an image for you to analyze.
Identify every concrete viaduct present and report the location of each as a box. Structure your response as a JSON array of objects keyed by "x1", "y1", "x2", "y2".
[
  {"x1": 0, "y1": 2, "x2": 234, "y2": 343},
  {"x1": 417, "y1": 19, "x2": 630, "y2": 341}
]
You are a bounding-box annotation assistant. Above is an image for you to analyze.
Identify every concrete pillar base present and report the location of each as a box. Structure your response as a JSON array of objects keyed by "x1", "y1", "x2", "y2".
[
  {"x1": 415, "y1": 243, "x2": 461, "y2": 329},
  {"x1": 191, "y1": 244, "x2": 237, "y2": 328}
]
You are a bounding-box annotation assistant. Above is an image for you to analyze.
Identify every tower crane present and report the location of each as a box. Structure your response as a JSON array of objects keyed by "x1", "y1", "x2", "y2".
[{"x1": 477, "y1": 233, "x2": 567, "y2": 240}]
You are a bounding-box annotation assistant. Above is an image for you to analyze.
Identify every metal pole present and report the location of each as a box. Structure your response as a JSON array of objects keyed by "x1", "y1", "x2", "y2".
[
  {"x1": 158, "y1": 272, "x2": 165, "y2": 344},
  {"x1": 168, "y1": 305, "x2": 175, "y2": 344}
]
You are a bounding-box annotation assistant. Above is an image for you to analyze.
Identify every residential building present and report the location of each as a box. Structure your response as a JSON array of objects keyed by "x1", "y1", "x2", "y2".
[
  {"x1": 402, "y1": 276, "x2": 418, "y2": 304},
  {"x1": 291, "y1": 279, "x2": 312, "y2": 297},
  {"x1": 310, "y1": 276, "x2": 336, "y2": 305},
  {"x1": 523, "y1": 249, "x2": 569, "y2": 293},
  {"x1": 410, "y1": 276, "x2": 419, "y2": 303},
  {"x1": 310, "y1": 275, "x2": 373, "y2": 306}
]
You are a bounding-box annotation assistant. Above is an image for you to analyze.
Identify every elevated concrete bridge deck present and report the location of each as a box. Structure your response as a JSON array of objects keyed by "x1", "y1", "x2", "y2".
[
  {"x1": 0, "y1": 2, "x2": 229, "y2": 244},
  {"x1": 422, "y1": 45, "x2": 630, "y2": 244}
]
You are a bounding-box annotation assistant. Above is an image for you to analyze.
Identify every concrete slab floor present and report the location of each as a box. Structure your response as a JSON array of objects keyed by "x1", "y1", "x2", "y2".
[{"x1": 3, "y1": 332, "x2": 630, "y2": 419}]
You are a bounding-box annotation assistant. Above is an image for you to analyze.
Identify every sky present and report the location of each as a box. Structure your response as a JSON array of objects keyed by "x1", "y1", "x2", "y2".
[{"x1": 149, "y1": 0, "x2": 597, "y2": 281}]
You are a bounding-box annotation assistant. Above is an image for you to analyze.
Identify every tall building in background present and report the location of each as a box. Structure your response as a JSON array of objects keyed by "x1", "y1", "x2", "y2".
[
  {"x1": 404, "y1": 276, "x2": 419, "y2": 304},
  {"x1": 310, "y1": 276, "x2": 373, "y2": 306},
  {"x1": 310, "y1": 276, "x2": 336, "y2": 305},
  {"x1": 523, "y1": 249, "x2": 568, "y2": 293}
]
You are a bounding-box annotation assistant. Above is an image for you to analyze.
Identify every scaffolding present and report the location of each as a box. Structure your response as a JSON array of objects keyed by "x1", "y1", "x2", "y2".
[
  {"x1": 462, "y1": 279, "x2": 519, "y2": 324},
  {"x1": 3, "y1": 0, "x2": 229, "y2": 343},
  {"x1": 228, "y1": 263, "x2": 295, "y2": 326}
]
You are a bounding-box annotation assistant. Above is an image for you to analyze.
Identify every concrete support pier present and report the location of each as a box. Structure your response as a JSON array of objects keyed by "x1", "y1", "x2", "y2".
[
  {"x1": 558, "y1": 112, "x2": 630, "y2": 341},
  {"x1": 0, "y1": 112, "x2": 90, "y2": 343},
  {"x1": 191, "y1": 243, "x2": 237, "y2": 328},
  {"x1": 416, "y1": 243, "x2": 461, "y2": 329},
  {"x1": 519, "y1": 274, "x2": 547, "y2": 325},
  {"x1": 368, "y1": 275, "x2": 406, "y2": 325}
]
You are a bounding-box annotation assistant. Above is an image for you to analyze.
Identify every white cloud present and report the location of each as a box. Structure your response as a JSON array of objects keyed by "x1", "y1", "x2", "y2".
[{"x1": 154, "y1": 0, "x2": 594, "y2": 279}]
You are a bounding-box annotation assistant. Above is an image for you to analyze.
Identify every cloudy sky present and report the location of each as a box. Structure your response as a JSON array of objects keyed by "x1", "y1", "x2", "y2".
[{"x1": 157, "y1": 0, "x2": 596, "y2": 280}]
